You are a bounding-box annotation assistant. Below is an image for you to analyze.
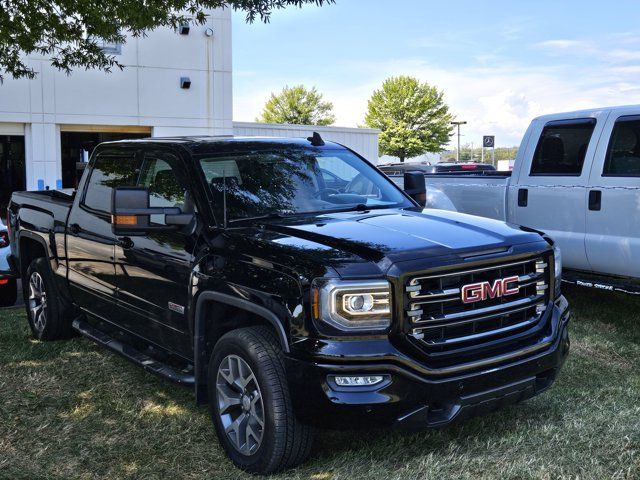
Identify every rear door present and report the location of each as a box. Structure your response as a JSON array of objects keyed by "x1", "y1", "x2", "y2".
[
  {"x1": 585, "y1": 114, "x2": 640, "y2": 278},
  {"x1": 510, "y1": 114, "x2": 606, "y2": 271},
  {"x1": 66, "y1": 148, "x2": 142, "y2": 320}
]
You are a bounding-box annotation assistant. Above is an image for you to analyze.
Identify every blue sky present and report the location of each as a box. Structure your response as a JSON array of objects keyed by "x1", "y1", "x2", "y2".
[{"x1": 233, "y1": 0, "x2": 640, "y2": 147}]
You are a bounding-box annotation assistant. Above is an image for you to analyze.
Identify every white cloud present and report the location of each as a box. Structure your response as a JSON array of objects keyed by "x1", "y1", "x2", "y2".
[{"x1": 535, "y1": 39, "x2": 591, "y2": 50}]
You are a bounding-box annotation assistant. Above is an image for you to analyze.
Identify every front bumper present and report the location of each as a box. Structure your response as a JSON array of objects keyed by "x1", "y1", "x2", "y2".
[{"x1": 286, "y1": 296, "x2": 570, "y2": 430}]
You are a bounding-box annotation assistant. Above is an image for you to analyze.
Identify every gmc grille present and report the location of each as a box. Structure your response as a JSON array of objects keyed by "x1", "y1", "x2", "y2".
[{"x1": 404, "y1": 255, "x2": 552, "y2": 368}]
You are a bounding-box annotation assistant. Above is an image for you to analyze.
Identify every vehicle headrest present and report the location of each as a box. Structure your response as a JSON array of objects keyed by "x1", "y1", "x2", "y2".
[
  {"x1": 541, "y1": 136, "x2": 564, "y2": 162},
  {"x1": 152, "y1": 169, "x2": 182, "y2": 198}
]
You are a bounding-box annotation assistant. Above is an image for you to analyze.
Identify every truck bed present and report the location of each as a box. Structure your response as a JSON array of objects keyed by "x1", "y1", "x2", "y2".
[
  {"x1": 387, "y1": 172, "x2": 510, "y2": 220},
  {"x1": 9, "y1": 189, "x2": 75, "y2": 236}
]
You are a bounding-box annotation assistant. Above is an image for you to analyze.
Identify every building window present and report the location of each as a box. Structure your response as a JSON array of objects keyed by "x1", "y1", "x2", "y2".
[
  {"x1": 97, "y1": 39, "x2": 122, "y2": 55},
  {"x1": 87, "y1": 35, "x2": 122, "y2": 55}
]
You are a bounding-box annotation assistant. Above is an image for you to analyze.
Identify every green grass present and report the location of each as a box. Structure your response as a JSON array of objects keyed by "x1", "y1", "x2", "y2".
[{"x1": 0, "y1": 285, "x2": 639, "y2": 479}]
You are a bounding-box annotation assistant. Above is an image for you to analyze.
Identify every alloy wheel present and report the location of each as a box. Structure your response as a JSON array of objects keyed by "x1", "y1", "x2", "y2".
[
  {"x1": 216, "y1": 354, "x2": 265, "y2": 456},
  {"x1": 28, "y1": 271, "x2": 47, "y2": 333}
]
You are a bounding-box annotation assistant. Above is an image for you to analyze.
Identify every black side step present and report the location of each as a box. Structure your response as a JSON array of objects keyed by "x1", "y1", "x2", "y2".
[
  {"x1": 72, "y1": 319, "x2": 195, "y2": 387},
  {"x1": 562, "y1": 270, "x2": 640, "y2": 296}
]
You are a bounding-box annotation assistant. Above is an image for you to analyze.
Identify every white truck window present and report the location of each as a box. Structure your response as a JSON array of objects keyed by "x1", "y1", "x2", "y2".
[
  {"x1": 530, "y1": 119, "x2": 596, "y2": 176},
  {"x1": 603, "y1": 116, "x2": 640, "y2": 177}
]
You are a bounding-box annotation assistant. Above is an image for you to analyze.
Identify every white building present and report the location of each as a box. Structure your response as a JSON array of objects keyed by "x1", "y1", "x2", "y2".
[
  {"x1": 0, "y1": 8, "x2": 232, "y2": 208},
  {"x1": 0, "y1": 8, "x2": 378, "y2": 211}
]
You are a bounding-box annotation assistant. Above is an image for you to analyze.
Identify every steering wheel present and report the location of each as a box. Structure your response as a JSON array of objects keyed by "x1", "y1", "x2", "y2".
[{"x1": 313, "y1": 188, "x2": 341, "y2": 199}]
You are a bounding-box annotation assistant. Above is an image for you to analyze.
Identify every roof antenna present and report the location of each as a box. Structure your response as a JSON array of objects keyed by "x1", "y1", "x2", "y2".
[{"x1": 307, "y1": 131, "x2": 325, "y2": 146}]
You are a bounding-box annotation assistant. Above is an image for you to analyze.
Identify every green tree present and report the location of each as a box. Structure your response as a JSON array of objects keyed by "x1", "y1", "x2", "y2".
[
  {"x1": 365, "y1": 76, "x2": 454, "y2": 162},
  {"x1": 0, "y1": 0, "x2": 334, "y2": 81},
  {"x1": 257, "y1": 85, "x2": 336, "y2": 126}
]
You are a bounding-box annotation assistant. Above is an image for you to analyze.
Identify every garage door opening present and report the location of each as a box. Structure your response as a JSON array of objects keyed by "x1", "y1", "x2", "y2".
[
  {"x1": 0, "y1": 136, "x2": 26, "y2": 214},
  {"x1": 61, "y1": 129, "x2": 150, "y2": 189}
]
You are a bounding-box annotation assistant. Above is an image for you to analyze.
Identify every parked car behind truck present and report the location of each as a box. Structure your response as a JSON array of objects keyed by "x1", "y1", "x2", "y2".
[
  {"x1": 390, "y1": 105, "x2": 640, "y2": 294},
  {"x1": 7, "y1": 135, "x2": 570, "y2": 474},
  {"x1": 0, "y1": 222, "x2": 18, "y2": 307}
]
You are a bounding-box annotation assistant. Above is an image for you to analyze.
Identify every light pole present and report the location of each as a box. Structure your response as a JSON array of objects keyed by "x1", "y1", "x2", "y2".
[{"x1": 451, "y1": 121, "x2": 467, "y2": 163}]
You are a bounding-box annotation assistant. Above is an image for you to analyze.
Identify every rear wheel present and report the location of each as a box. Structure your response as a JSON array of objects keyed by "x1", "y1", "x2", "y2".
[
  {"x1": 208, "y1": 326, "x2": 314, "y2": 474},
  {"x1": 0, "y1": 278, "x2": 17, "y2": 307},
  {"x1": 24, "y1": 258, "x2": 73, "y2": 340}
]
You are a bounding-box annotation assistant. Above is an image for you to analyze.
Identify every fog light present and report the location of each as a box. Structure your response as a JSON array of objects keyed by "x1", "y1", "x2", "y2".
[{"x1": 334, "y1": 375, "x2": 384, "y2": 387}]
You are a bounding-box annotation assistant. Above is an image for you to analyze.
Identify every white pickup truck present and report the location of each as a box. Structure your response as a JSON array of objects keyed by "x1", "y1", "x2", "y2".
[{"x1": 389, "y1": 105, "x2": 640, "y2": 294}]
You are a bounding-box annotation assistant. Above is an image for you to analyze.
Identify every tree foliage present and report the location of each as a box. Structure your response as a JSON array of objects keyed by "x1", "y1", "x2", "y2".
[
  {"x1": 257, "y1": 85, "x2": 335, "y2": 126},
  {"x1": 365, "y1": 76, "x2": 454, "y2": 162},
  {"x1": 0, "y1": 0, "x2": 334, "y2": 81}
]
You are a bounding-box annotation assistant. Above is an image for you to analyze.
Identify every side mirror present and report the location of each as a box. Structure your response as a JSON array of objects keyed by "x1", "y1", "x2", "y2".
[
  {"x1": 111, "y1": 187, "x2": 193, "y2": 235},
  {"x1": 403, "y1": 172, "x2": 427, "y2": 207}
]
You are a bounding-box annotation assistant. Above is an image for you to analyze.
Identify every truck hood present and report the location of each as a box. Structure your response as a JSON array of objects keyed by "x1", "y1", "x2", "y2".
[{"x1": 243, "y1": 208, "x2": 544, "y2": 278}]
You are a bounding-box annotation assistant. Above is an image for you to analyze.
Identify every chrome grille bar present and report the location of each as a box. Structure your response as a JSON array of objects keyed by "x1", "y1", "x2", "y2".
[
  {"x1": 409, "y1": 294, "x2": 545, "y2": 325},
  {"x1": 412, "y1": 317, "x2": 540, "y2": 346},
  {"x1": 409, "y1": 271, "x2": 545, "y2": 302},
  {"x1": 410, "y1": 302, "x2": 541, "y2": 332}
]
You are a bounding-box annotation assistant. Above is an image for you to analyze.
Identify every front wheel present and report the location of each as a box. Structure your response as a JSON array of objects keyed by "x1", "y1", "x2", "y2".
[
  {"x1": 208, "y1": 326, "x2": 314, "y2": 474},
  {"x1": 24, "y1": 258, "x2": 73, "y2": 340}
]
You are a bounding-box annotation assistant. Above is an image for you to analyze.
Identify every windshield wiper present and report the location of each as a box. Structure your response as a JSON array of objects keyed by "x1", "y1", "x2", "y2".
[
  {"x1": 291, "y1": 204, "x2": 374, "y2": 216},
  {"x1": 229, "y1": 212, "x2": 286, "y2": 224}
]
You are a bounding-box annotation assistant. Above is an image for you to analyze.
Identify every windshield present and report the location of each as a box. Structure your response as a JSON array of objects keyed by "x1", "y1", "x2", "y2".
[{"x1": 197, "y1": 146, "x2": 412, "y2": 221}]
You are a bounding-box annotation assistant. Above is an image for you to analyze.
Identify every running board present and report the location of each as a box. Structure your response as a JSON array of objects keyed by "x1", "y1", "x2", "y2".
[
  {"x1": 562, "y1": 271, "x2": 640, "y2": 296},
  {"x1": 72, "y1": 319, "x2": 195, "y2": 387}
]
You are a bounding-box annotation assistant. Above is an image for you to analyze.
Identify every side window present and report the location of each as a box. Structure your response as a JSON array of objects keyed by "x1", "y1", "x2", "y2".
[
  {"x1": 530, "y1": 119, "x2": 596, "y2": 176},
  {"x1": 603, "y1": 116, "x2": 640, "y2": 177},
  {"x1": 137, "y1": 153, "x2": 192, "y2": 225},
  {"x1": 83, "y1": 152, "x2": 141, "y2": 214}
]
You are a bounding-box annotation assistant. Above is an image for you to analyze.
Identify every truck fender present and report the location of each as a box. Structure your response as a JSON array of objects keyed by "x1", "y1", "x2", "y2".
[
  {"x1": 16, "y1": 230, "x2": 58, "y2": 275},
  {"x1": 193, "y1": 291, "x2": 290, "y2": 405},
  {"x1": 425, "y1": 186, "x2": 458, "y2": 212}
]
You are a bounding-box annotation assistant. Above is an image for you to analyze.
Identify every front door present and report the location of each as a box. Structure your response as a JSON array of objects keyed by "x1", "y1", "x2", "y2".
[
  {"x1": 67, "y1": 148, "x2": 142, "y2": 320},
  {"x1": 114, "y1": 148, "x2": 196, "y2": 357},
  {"x1": 585, "y1": 114, "x2": 640, "y2": 278},
  {"x1": 510, "y1": 115, "x2": 605, "y2": 272}
]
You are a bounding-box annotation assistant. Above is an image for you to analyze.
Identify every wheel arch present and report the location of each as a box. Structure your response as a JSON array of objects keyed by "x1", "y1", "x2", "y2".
[
  {"x1": 193, "y1": 291, "x2": 290, "y2": 405},
  {"x1": 17, "y1": 231, "x2": 52, "y2": 278}
]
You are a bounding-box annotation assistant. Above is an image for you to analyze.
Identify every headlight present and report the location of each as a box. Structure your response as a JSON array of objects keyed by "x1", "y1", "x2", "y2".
[
  {"x1": 553, "y1": 244, "x2": 562, "y2": 298},
  {"x1": 312, "y1": 279, "x2": 392, "y2": 331}
]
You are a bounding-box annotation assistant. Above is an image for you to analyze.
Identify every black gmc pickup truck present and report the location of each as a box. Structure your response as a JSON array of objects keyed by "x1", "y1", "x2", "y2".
[{"x1": 6, "y1": 135, "x2": 570, "y2": 474}]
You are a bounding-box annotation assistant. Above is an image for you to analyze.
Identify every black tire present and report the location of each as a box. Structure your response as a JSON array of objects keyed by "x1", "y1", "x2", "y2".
[
  {"x1": 0, "y1": 277, "x2": 17, "y2": 307},
  {"x1": 208, "y1": 326, "x2": 314, "y2": 474},
  {"x1": 24, "y1": 258, "x2": 73, "y2": 340}
]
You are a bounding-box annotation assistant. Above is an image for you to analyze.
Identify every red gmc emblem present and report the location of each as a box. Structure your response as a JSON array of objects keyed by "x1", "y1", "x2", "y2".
[{"x1": 461, "y1": 276, "x2": 520, "y2": 304}]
